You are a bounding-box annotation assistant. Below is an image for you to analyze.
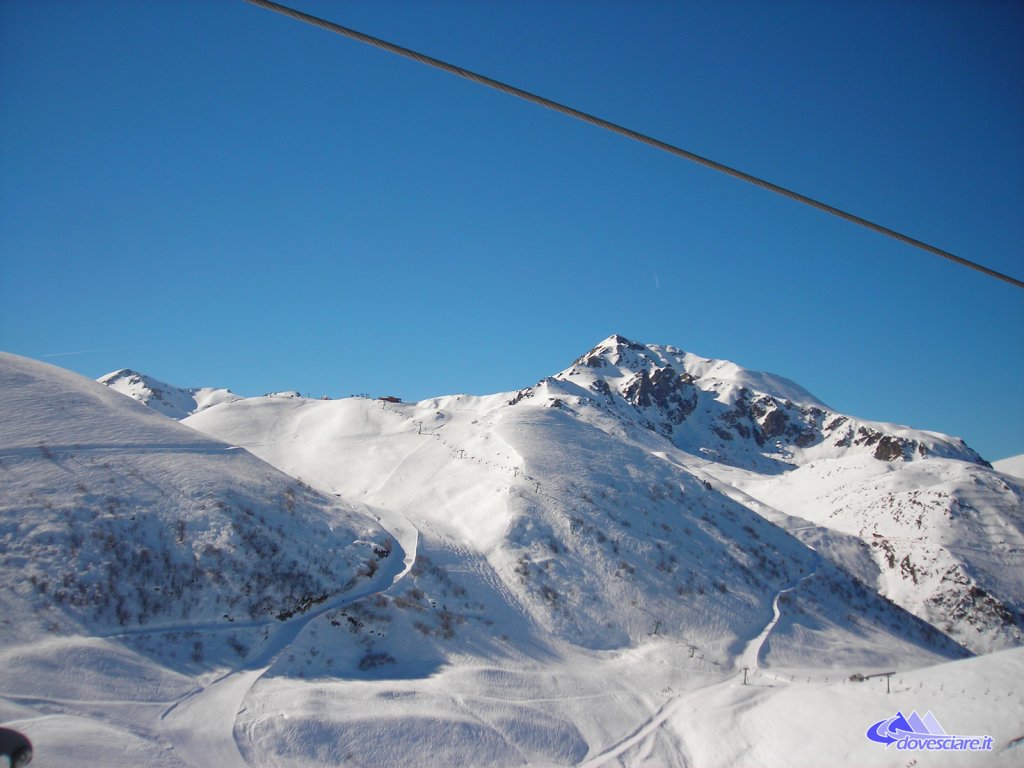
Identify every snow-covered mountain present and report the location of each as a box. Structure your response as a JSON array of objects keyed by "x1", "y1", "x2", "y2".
[
  {"x1": 9, "y1": 336, "x2": 1022, "y2": 766},
  {"x1": 550, "y1": 334, "x2": 988, "y2": 470},
  {"x1": 183, "y1": 334, "x2": 1023, "y2": 654},
  {"x1": 186, "y1": 386, "x2": 964, "y2": 668},
  {"x1": 1, "y1": 352, "x2": 396, "y2": 648},
  {"x1": 98, "y1": 368, "x2": 240, "y2": 419},
  {"x1": 538, "y1": 335, "x2": 1023, "y2": 653},
  {"x1": 97, "y1": 334, "x2": 1024, "y2": 656}
]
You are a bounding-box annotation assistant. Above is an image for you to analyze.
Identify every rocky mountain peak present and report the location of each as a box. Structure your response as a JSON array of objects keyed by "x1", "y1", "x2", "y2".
[{"x1": 553, "y1": 336, "x2": 989, "y2": 471}]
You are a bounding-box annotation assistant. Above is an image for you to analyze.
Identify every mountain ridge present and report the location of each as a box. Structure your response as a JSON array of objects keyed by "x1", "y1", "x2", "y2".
[
  {"x1": 1, "y1": 352, "x2": 396, "y2": 648},
  {"x1": 97, "y1": 367, "x2": 240, "y2": 420},
  {"x1": 175, "y1": 334, "x2": 1020, "y2": 654},
  {"x1": 549, "y1": 334, "x2": 989, "y2": 470},
  {"x1": 7, "y1": 341, "x2": 1023, "y2": 766}
]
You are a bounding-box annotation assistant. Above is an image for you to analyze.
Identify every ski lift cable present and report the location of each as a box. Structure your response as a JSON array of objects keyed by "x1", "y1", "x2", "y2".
[{"x1": 242, "y1": 0, "x2": 1024, "y2": 290}]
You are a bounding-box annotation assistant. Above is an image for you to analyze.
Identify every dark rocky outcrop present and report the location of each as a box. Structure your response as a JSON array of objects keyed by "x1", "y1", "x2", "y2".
[{"x1": 621, "y1": 366, "x2": 698, "y2": 430}]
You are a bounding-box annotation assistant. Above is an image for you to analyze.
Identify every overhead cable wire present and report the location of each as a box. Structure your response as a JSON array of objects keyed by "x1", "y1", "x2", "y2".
[{"x1": 243, "y1": 0, "x2": 1023, "y2": 290}]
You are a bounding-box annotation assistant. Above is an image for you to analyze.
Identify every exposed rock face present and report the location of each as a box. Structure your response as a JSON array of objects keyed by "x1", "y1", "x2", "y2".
[
  {"x1": 621, "y1": 366, "x2": 698, "y2": 431},
  {"x1": 874, "y1": 435, "x2": 910, "y2": 462},
  {"x1": 756, "y1": 405, "x2": 787, "y2": 440}
]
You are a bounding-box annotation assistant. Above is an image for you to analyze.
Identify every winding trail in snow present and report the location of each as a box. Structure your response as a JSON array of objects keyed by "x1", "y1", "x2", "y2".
[
  {"x1": 156, "y1": 510, "x2": 418, "y2": 768},
  {"x1": 159, "y1": 668, "x2": 264, "y2": 768},
  {"x1": 575, "y1": 450, "x2": 832, "y2": 765},
  {"x1": 355, "y1": 500, "x2": 420, "y2": 586},
  {"x1": 739, "y1": 566, "x2": 819, "y2": 676},
  {"x1": 580, "y1": 563, "x2": 819, "y2": 768},
  {"x1": 151, "y1": 404, "x2": 434, "y2": 766}
]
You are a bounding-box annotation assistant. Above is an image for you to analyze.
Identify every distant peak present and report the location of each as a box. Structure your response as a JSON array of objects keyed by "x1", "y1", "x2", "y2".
[
  {"x1": 98, "y1": 368, "x2": 139, "y2": 382},
  {"x1": 571, "y1": 335, "x2": 651, "y2": 369},
  {"x1": 600, "y1": 334, "x2": 645, "y2": 351},
  {"x1": 97, "y1": 368, "x2": 239, "y2": 420}
]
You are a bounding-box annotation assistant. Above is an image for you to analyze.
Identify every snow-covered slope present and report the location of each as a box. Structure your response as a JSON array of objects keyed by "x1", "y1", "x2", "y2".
[
  {"x1": 994, "y1": 453, "x2": 1024, "y2": 480},
  {"x1": 736, "y1": 453, "x2": 1024, "y2": 654},
  {"x1": 185, "y1": 348, "x2": 966, "y2": 670},
  {"x1": 537, "y1": 335, "x2": 1022, "y2": 654},
  {"x1": 6, "y1": 339, "x2": 1023, "y2": 767},
  {"x1": 0, "y1": 352, "x2": 395, "y2": 646},
  {"x1": 98, "y1": 368, "x2": 240, "y2": 419}
]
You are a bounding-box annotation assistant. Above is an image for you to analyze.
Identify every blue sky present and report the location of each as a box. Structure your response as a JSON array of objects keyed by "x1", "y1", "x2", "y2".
[{"x1": 1, "y1": 0, "x2": 1022, "y2": 460}]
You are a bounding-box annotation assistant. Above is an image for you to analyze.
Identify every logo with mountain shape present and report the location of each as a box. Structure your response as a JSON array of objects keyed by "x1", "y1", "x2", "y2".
[{"x1": 867, "y1": 710, "x2": 993, "y2": 751}]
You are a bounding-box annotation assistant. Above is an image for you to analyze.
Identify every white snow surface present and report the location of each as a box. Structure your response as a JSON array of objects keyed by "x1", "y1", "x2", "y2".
[
  {"x1": 6, "y1": 336, "x2": 1023, "y2": 766},
  {"x1": 994, "y1": 453, "x2": 1024, "y2": 480}
]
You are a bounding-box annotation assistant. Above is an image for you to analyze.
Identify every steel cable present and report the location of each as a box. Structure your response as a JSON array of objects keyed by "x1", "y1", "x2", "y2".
[{"x1": 243, "y1": 0, "x2": 1023, "y2": 290}]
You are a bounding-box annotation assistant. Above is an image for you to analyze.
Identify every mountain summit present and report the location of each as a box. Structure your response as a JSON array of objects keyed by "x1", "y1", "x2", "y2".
[
  {"x1": 498, "y1": 335, "x2": 1019, "y2": 651},
  {"x1": 543, "y1": 333, "x2": 988, "y2": 472},
  {"x1": 101, "y1": 335, "x2": 1022, "y2": 655},
  {"x1": 97, "y1": 368, "x2": 239, "y2": 420}
]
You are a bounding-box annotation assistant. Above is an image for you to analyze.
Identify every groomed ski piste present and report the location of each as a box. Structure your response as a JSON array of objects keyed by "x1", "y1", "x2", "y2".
[{"x1": 3, "y1": 338, "x2": 1023, "y2": 766}]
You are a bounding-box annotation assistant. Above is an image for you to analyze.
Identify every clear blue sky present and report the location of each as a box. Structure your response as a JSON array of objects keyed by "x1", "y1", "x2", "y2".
[{"x1": 2, "y1": 0, "x2": 1022, "y2": 460}]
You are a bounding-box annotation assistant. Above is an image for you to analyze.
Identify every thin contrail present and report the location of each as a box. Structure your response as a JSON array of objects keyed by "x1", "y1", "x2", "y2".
[{"x1": 41, "y1": 348, "x2": 120, "y2": 358}]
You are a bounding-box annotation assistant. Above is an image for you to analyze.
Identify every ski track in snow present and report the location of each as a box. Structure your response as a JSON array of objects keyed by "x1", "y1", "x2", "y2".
[
  {"x1": 421, "y1": 520, "x2": 532, "y2": 622},
  {"x1": 159, "y1": 669, "x2": 264, "y2": 768},
  {"x1": 156, "y1": 520, "x2": 415, "y2": 768},
  {"x1": 0, "y1": 442, "x2": 240, "y2": 462},
  {"x1": 580, "y1": 693, "x2": 694, "y2": 768},
  {"x1": 140, "y1": 402, "x2": 435, "y2": 766},
  {"x1": 581, "y1": 562, "x2": 819, "y2": 768},
  {"x1": 357, "y1": 501, "x2": 420, "y2": 586},
  {"x1": 739, "y1": 567, "x2": 819, "y2": 675}
]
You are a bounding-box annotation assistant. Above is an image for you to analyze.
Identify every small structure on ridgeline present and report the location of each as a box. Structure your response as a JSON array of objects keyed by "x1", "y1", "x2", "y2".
[{"x1": 378, "y1": 396, "x2": 401, "y2": 404}]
